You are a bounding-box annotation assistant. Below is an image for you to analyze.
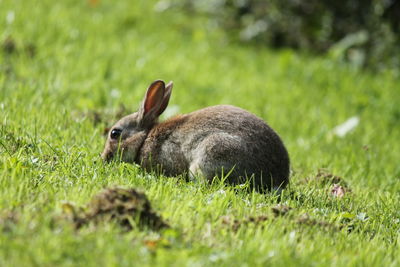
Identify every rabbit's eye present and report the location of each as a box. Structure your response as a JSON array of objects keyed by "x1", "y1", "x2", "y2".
[{"x1": 110, "y1": 128, "x2": 122, "y2": 140}]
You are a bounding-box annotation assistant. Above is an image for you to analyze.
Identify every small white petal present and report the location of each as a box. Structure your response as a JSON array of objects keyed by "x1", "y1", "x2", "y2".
[
  {"x1": 110, "y1": 88, "x2": 120, "y2": 98},
  {"x1": 6, "y1": 11, "x2": 15, "y2": 24},
  {"x1": 333, "y1": 116, "x2": 359, "y2": 137}
]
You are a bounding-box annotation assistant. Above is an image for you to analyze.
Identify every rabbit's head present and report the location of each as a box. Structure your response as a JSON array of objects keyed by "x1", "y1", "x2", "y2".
[{"x1": 101, "y1": 80, "x2": 173, "y2": 162}]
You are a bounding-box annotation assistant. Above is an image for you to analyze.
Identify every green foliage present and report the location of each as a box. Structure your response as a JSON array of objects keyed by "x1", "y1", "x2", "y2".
[
  {"x1": 178, "y1": 0, "x2": 400, "y2": 70},
  {"x1": 1, "y1": 0, "x2": 400, "y2": 266}
]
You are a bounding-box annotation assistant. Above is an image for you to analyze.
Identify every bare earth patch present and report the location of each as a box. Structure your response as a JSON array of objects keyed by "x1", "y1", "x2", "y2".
[{"x1": 61, "y1": 187, "x2": 168, "y2": 231}]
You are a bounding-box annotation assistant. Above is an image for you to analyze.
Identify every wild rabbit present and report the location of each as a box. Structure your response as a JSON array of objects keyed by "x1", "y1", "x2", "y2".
[{"x1": 102, "y1": 80, "x2": 290, "y2": 191}]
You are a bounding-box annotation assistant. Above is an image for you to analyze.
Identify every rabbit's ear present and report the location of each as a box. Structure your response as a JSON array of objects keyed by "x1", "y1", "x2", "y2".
[
  {"x1": 139, "y1": 80, "x2": 165, "y2": 124},
  {"x1": 156, "y1": 81, "x2": 173, "y2": 117}
]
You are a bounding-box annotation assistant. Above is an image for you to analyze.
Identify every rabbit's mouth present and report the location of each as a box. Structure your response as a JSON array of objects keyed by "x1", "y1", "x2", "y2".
[
  {"x1": 101, "y1": 149, "x2": 114, "y2": 162},
  {"x1": 101, "y1": 146, "x2": 131, "y2": 162},
  {"x1": 101, "y1": 143, "x2": 123, "y2": 162}
]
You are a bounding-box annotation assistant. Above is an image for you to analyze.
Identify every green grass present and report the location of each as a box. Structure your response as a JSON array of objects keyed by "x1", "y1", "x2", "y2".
[{"x1": 1, "y1": 0, "x2": 400, "y2": 266}]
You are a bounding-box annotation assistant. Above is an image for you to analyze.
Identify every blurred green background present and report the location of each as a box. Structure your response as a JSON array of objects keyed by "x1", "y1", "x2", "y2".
[{"x1": 176, "y1": 0, "x2": 400, "y2": 71}]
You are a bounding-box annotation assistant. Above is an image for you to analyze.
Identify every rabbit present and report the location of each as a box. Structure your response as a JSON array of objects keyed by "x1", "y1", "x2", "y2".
[{"x1": 102, "y1": 80, "x2": 290, "y2": 191}]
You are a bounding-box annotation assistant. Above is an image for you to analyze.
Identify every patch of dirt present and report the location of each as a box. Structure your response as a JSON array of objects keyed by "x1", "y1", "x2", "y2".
[
  {"x1": 302, "y1": 169, "x2": 353, "y2": 197},
  {"x1": 221, "y1": 215, "x2": 268, "y2": 232},
  {"x1": 0, "y1": 210, "x2": 18, "y2": 232},
  {"x1": 1, "y1": 128, "x2": 33, "y2": 155},
  {"x1": 24, "y1": 43, "x2": 36, "y2": 58},
  {"x1": 271, "y1": 204, "x2": 292, "y2": 217},
  {"x1": 313, "y1": 169, "x2": 347, "y2": 186},
  {"x1": 2, "y1": 37, "x2": 37, "y2": 58},
  {"x1": 296, "y1": 213, "x2": 339, "y2": 231},
  {"x1": 221, "y1": 207, "x2": 341, "y2": 232},
  {"x1": 2, "y1": 36, "x2": 16, "y2": 54},
  {"x1": 62, "y1": 187, "x2": 168, "y2": 231},
  {"x1": 42, "y1": 155, "x2": 59, "y2": 164},
  {"x1": 301, "y1": 169, "x2": 353, "y2": 196}
]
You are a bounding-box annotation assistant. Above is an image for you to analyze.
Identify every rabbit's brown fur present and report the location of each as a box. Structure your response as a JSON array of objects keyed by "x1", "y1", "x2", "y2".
[{"x1": 102, "y1": 80, "x2": 290, "y2": 191}]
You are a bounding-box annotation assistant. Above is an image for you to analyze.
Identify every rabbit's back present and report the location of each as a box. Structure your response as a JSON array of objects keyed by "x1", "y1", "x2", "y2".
[{"x1": 138, "y1": 105, "x2": 289, "y2": 190}]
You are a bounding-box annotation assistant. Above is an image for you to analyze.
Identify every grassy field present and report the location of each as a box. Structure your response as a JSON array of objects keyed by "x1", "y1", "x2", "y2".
[{"x1": 1, "y1": 0, "x2": 400, "y2": 266}]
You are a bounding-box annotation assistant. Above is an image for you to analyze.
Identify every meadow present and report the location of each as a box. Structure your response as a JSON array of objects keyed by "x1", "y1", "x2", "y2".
[{"x1": 1, "y1": 0, "x2": 400, "y2": 266}]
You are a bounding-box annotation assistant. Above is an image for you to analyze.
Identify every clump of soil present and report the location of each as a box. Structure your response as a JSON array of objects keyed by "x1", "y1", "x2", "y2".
[
  {"x1": 62, "y1": 187, "x2": 168, "y2": 231},
  {"x1": 220, "y1": 205, "x2": 293, "y2": 231},
  {"x1": 302, "y1": 169, "x2": 352, "y2": 197},
  {"x1": 296, "y1": 213, "x2": 339, "y2": 231},
  {"x1": 271, "y1": 204, "x2": 292, "y2": 217},
  {"x1": 221, "y1": 205, "x2": 341, "y2": 232},
  {"x1": 0, "y1": 210, "x2": 18, "y2": 232},
  {"x1": 2, "y1": 36, "x2": 36, "y2": 57},
  {"x1": 1, "y1": 128, "x2": 33, "y2": 154},
  {"x1": 2, "y1": 37, "x2": 16, "y2": 54},
  {"x1": 313, "y1": 169, "x2": 347, "y2": 186},
  {"x1": 221, "y1": 215, "x2": 268, "y2": 232},
  {"x1": 24, "y1": 43, "x2": 36, "y2": 58}
]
